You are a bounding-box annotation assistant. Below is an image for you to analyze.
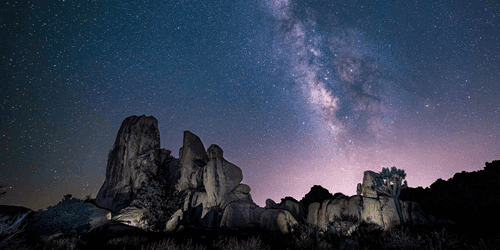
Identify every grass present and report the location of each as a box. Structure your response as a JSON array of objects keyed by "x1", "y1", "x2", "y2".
[
  {"x1": 3, "y1": 214, "x2": 499, "y2": 250},
  {"x1": 0, "y1": 212, "x2": 30, "y2": 250}
]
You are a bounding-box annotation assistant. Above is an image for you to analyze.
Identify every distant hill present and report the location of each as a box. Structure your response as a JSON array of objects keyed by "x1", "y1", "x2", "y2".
[
  {"x1": 0, "y1": 205, "x2": 32, "y2": 217},
  {"x1": 400, "y1": 160, "x2": 500, "y2": 238}
]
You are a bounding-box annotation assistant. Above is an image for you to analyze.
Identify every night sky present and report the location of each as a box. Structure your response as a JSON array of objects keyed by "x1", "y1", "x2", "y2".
[{"x1": 1, "y1": 0, "x2": 499, "y2": 211}]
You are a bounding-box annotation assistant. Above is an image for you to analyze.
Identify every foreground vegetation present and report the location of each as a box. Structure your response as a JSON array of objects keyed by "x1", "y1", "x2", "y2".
[{"x1": 2, "y1": 211, "x2": 499, "y2": 250}]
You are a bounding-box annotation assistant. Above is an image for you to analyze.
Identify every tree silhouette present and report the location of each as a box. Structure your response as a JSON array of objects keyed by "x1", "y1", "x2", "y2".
[{"x1": 372, "y1": 166, "x2": 407, "y2": 227}]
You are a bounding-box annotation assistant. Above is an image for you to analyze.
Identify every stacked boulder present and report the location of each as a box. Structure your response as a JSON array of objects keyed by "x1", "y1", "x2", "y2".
[
  {"x1": 170, "y1": 130, "x2": 298, "y2": 233},
  {"x1": 94, "y1": 115, "x2": 428, "y2": 233},
  {"x1": 95, "y1": 115, "x2": 298, "y2": 233},
  {"x1": 306, "y1": 171, "x2": 429, "y2": 230}
]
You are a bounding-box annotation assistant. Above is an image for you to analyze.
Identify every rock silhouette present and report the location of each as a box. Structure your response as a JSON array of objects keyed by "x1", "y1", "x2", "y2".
[
  {"x1": 299, "y1": 185, "x2": 335, "y2": 211},
  {"x1": 400, "y1": 160, "x2": 500, "y2": 236}
]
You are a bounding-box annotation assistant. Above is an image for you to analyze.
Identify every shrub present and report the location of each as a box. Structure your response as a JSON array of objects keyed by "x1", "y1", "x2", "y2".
[
  {"x1": 132, "y1": 177, "x2": 186, "y2": 231},
  {"x1": 41, "y1": 234, "x2": 83, "y2": 250},
  {"x1": 27, "y1": 194, "x2": 92, "y2": 237},
  {"x1": 106, "y1": 234, "x2": 148, "y2": 249},
  {"x1": 142, "y1": 238, "x2": 206, "y2": 250},
  {"x1": 326, "y1": 214, "x2": 361, "y2": 237},
  {"x1": 0, "y1": 212, "x2": 29, "y2": 249},
  {"x1": 212, "y1": 236, "x2": 270, "y2": 250}
]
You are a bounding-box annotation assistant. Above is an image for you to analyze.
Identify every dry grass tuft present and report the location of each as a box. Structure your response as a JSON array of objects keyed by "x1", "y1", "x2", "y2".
[{"x1": 212, "y1": 236, "x2": 270, "y2": 250}]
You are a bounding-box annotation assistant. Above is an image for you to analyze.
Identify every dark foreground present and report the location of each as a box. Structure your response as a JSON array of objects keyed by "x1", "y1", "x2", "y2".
[{"x1": 2, "y1": 215, "x2": 500, "y2": 250}]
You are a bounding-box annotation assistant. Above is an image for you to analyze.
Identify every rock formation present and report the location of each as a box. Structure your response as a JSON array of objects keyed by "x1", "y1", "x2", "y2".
[
  {"x1": 299, "y1": 185, "x2": 335, "y2": 211},
  {"x1": 95, "y1": 115, "x2": 432, "y2": 234},
  {"x1": 359, "y1": 171, "x2": 381, "y2": 198},
  {"x1": 176, "y1": 131, "x2": 208, "y2": 191},
  {"x1": 96, "y1": 115, "x2": 298, "y2": 233},
  {"x1": 204, "y1": 144, "x2": 243, "y2": 209},
  {"x1": 111, "y1": 206, "x2": 147, "y2": 229},
  {"x1": 265, "y1": 198, "x2": 305, "y2": 222},
  {"x1": 96, "y1": 115, "x2": 161, "y2": 213},
  {"x1": 306, "y1": 194, "x2": 428, "y2": 230}
]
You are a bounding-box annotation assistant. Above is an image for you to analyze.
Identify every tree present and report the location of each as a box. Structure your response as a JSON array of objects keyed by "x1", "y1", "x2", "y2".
[
  {"x1": 132, "y1": 177, "x2": 186, "y2": 231},
  {"x1": 27, "y1": 194, "x2": 92, "y2": 236},
  {"x1": 372, "y1": 166, "x2": 407, "y2": 227}
]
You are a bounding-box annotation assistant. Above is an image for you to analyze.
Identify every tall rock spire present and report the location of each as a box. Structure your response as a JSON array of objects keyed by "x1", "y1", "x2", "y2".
[{"x1": 95, "y1": 115, "x2": 161, "y2": 213}]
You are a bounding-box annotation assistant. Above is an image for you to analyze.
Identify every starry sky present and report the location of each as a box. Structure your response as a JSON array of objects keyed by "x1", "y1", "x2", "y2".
[{"x1": 1, "y1": 0, "x2": 499, "y2": 211}]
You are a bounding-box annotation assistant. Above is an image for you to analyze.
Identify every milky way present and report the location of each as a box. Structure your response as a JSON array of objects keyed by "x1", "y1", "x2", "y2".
[{"x1": 267, "y1": 0, "x2": 411, "y2": 150}]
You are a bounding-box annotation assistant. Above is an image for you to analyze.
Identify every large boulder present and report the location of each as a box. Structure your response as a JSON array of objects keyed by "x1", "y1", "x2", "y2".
[
  {"x1": 220, "y1": 201, "x2": 264, "y2": 229},
  {"x1": 360, "y1": 197, "x2": 384, "y2": 225},
  {"x1": 112, "y1": 206, "x2": 147, "y2": 229},
  {"x1": 165, "y1": 209, "x2": 183, "y2": 233},
  {"x1": 300, "y1": 185, "x2": 334, "y2": 211},
  {"x1": 279, "y1": 199, "x2": 305, "y2": 222},
  {"x1": 204, "y1": 144, "x2": 243, "y2": 208},
  {"x1": 158, "y1": 149, "x2": 181, "y2": 193},
  {"x1": 265, "y1": 198, "x2": 279, "y2": 209},
  {"x1": 220, "y1": 184, "x2": 253, "y2": 210},
  {"x1": 260, "y1": 209, "x2": 298, "y2": 234},
  {"x1": 176, "y1": 131, "x2": 208, "y2": 191},
  {"x1": 308, "y1": 196, "x2": 362, "y2": 230},
  {"x1": 181, "y1": 190, "x2": 223, "y2": 228},
  {"x1": 173, "y1": 133, "x2": 251, "y2": 229},
  {"x1": 378, "y1": 196, "x2": 402, "y2": 229},
  {"x1": 96, "y1": 115, "x2": 161, "y2": 213},
  {"x1": 359, "y1": 171, "x2": 381, "y2": 198},
  {"x1": 307, "y1": 194, "x2": 429, "y2": 230},
  {"x1": 86, "y1": 203, "x2": 112, "y2": 230}
]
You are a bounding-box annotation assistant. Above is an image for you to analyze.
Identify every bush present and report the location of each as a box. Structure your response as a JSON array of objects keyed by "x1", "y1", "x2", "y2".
[
  {"x1": 212, "y1": 236, "x2": 270, "y2": 250},
  {"x1": 41, "y1": 234, "x2": 83, "y2": 250},
  {"x1": 326, "y1": 214, "x2": 361, "y2": 237},
  {"x1": 142, "y1": 238, "x2": 206, "y2": 250},
  {"x1": 0, "y1": 212, "x2": 29, "y2": 249},
  {"x1": 27, "y1": 194, "x2": 92, "y2": 237},
  {"x1": 106, "y1": 234, "x2": 148, "y2": 249},
  {"x1": 132, "y1": 177, "x2": 186, "y2": 231}
]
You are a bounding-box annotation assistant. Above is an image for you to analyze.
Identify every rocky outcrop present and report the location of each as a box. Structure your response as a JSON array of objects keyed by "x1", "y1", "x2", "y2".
[
  {"x1": 359, "y1": 171, "x2": 381, "y2": 198},
  {"x1": 204, "y1": 144, "x2": 243, "y2": 209},
  {"x1": 86, "y1": 203, "x2": 112, "y2": 230},
  {"x1": 265, "y1": 199, "x2": 278, "y2": 209},
  {"x1": 299, "y1": 185, "x2": 335, "y2": 211},
  {"x1": 168, "y1": 130, "x2": 307, "y2": 232},
  {"x1": 265, "y1": 198, "x2": 305, "y2": 222},
  {"x1": 165, "y1": 209, "x2": 183, "y2": 233},
  {"x1": 95, "y1": 115, "x2": 434, "y2": 234},
  {"x1": 159, "y1": 149, "x2": 181, "y2": 194},
  {"x1": 221, "y1": 184, "x2": 253, "y2": 209},
  {"x1": 260, "y1": 209, "x2": 298, "y2": 233},
  {"x1": 220, "y1": 201, "x2": 264, "y2": 229},
  {"x1": 280, "y1": 199, "x2": 305, "y2": 221},
  {"x1": 96, "y1": 115, "x2": 161, "y2": 213},
  {"x1": 112, "y1": 206, "x2": 147, "y2": 229},
  {"x1": 176, "y1": 131, "x2": 208, "y2": 191},
  {"x1": 307, "y1": 194, "x2": 429, "y2": 230},
  {"x1": 302, "y1": 170, "x2": 430, "y2": 230}
]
